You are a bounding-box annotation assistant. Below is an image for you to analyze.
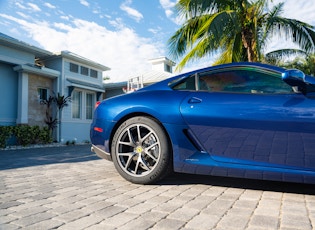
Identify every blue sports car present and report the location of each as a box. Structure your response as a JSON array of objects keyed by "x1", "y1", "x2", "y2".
[{"x1": 90, "y1": 62, "x2": 315, "y2": 184}]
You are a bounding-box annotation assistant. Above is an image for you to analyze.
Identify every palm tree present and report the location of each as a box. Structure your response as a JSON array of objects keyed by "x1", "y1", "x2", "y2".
[
  {"x1": 41, "y1": 93, "x2": 71, "y2": 141},
  {"x1": 168, "y1": 0, "x2": 315, "y2": 70}
]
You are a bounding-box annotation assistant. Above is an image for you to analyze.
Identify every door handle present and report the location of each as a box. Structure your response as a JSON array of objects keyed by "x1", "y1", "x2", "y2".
[{"x1": 188, "y1": 97, "x2": 202, "y2": 104}]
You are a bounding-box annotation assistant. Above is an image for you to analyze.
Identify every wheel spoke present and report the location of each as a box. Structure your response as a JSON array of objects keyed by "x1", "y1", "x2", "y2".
[
  {"x1": 137, "y1": 125, "x2": 142, "y2": 143},
  {"x1": 127, "y1": 129, "x2": 137, "y2": 147},
  {"x1": 135, "y1": 156, "x2": 150, "y2": 173},
  {"x1": 134, "y1": 159, "x2": 140, "y2": 173},
  {"x1": 124, "y1": 155, "x2": 134, "y2": 170},
  {"x1": 145, "y1": 141, "x2": 159, "y2": 151},
  {"x1": 139, "y1": 130, "x2": 153, "y2": 143},
  {"x1": 117, "y1": 151, "x2": 135, "y2": 170},
  {"x1": 118, "y1": 128, "x2": 137, "y2": 147},
  {"x1": 117, "y1": 151, "x2": 135, "y2": 157},
  {"x1": 118, "y1": 141, "x2": 134, "y2": 147},
  {"x1": 144, "y1": 143, "x2": 159, "y2": 161},
  {"x1": 144, "y1": 152, "x2": 157, "y2": 163}
]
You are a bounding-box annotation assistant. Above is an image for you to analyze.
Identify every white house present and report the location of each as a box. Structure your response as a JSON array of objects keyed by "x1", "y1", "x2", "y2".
[{"x1": 104, "y1": 56, "x2": 176, "y2": 97}]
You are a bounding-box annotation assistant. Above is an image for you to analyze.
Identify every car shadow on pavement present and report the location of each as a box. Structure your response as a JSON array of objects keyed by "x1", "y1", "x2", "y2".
[
  {"x1": 0, "y1": 145, "x2": 99, "y2": 170},
  {"x1": 158, "y1": 172, "x2": 315, "y2": 195}
]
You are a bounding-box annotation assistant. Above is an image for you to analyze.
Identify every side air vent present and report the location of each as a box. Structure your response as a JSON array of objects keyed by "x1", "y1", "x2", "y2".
[{"x1": 182, "y1": 129, "x2": 205, "y2": 152}]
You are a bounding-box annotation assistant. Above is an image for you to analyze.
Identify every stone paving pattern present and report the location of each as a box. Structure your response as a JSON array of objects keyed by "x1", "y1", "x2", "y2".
[{"x1": 0, "y1": 145, "x2": 314, "y2": 229}]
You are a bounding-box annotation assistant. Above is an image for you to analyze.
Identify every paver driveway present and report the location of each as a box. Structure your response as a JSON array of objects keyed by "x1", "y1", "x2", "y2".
[{"x1": 0, "y1": 145, "x2": 315, "y2": 229}]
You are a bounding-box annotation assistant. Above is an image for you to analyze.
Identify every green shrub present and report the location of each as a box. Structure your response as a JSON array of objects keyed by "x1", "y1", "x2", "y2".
[
  {"x1": 0, "y1": 126, "x2": 13, "y2": 148},
  {"x1": 0, "y1": 125, "x2": 53, "y2": 148},
  {"x1": 13, "y1": 125, "x2": 33, "y2": 146},
  {"x1": 38, "y1": 127, "x2": 53, "y2": 144}
]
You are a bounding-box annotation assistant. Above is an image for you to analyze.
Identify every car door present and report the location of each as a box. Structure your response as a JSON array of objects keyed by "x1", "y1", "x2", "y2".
[{"x1": 179, "y1": 67, "x2": 315, "y2": 171}]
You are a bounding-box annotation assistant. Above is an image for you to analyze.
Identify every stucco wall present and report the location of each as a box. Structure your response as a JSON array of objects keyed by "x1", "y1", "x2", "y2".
[
  {"x1": 61, "y1": 121, "x2": 91, "y2": 143},
  {"x1": 28, "y1": 74, "x2": 53, "y2": 126},
  {"x1": 0, "y1": 62, "x2": 18, "y2": 125}
]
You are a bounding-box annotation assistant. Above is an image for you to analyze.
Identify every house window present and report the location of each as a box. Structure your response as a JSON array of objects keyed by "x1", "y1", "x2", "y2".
[
  {"x1": 81, "y1": 66, "x2": 89, "y2": 76},
  {"x1": 72, "y1": 90, "x2": 82, "y2": 119},
  {"x1": 86, "y1": 93, "x2": 94, "y2": 119},
  {"x1": 90, "y1": 69, "x2": 97, "y2": 78},
  {"x1": 37, "y1": 88, "x2": 48, "y2": 101},
  {"x1": 70, "y1": 63, "x2": 79, "y2": 73}
]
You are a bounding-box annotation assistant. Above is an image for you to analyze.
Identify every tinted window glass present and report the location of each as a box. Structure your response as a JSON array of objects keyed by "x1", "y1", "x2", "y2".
[
  {"x1": 172, "y1": 74, "x2": 196, "y2": 90},
  {"x1": 198, "y1": 68, "x2": 293, "y2": 94}
]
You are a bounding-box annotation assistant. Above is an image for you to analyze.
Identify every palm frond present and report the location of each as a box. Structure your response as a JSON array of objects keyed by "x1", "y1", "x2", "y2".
[
  {"x1": 168, "y1": 17, "x2": 204, "y2": 59},
  {"x1": 169, "y1": 0, "x2": 315, "y2": 69},
  {"x1": 193, "y1": 10, "x2": 237, "y2": 42},
  {"x1": 175, "y1": 35, "x2": 217, "y2": 71},
  {"x1": 176, "y1": 0, "x2": 232, "y2": 18},
  {"x1": 267, "y1": 17, "x2": 315, "y2": 53},
  {"x1": 265, "y1": 49, "x2": 307, "y2": 63}
]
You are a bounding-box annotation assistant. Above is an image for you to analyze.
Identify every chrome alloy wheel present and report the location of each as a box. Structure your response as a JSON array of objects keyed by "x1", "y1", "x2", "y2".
[{"x1": 115, "y1": 123, "x2": 161, "y2": 177}]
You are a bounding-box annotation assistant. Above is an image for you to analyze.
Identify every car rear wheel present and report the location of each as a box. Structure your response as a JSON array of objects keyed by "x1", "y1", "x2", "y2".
[{"x1": 111, "y1": 116, "x2": 172, "y2": 184}]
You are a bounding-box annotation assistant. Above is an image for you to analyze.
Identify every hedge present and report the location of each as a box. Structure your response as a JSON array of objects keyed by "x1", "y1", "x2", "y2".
[{"x1": 0, "y1": 125, "x2": 52, "y2": 148}]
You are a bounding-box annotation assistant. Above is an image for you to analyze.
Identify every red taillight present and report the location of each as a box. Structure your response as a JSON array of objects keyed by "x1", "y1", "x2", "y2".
[
  {"x1": 95, "y1": 101, "x2": 101, "y2": 109},
  {"x1": 94, "y1": 127, "x2": 103, "y2": 132}
]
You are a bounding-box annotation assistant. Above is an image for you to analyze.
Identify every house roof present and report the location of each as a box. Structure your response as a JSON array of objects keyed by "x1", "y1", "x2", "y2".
[
  {"x1": 53, "y1": 51, "x2": 110, "y2": 71},
  {"x1": 13, "y1": 64, "x2": 60, "y2": 78},
  {"x1": 148, "y1": 57, "x2": 176, "y2": 67},
  {"x1": 104, "y1": 70, "x2": 173, "y2": 90},
  {"x1": 67, "y1": 78, "x2": 104, "y2": 92},
  {"x1": 104, "y1": 81, "x2": 127, "y2": 89},
  {"x1": 131, "y1": 70, "x2": 173, "y2": 85},
  {"x1": 0, "y1": 32, "x2": 52, "y2": 59}
]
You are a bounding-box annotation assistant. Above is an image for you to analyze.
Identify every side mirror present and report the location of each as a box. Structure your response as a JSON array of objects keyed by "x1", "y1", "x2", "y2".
[
  {"x1": 282, "y1": 69, "x2": 305, "y2": 87},
  {"x1": 305, "y1": 75, "x2": 315, "y2": 85}
]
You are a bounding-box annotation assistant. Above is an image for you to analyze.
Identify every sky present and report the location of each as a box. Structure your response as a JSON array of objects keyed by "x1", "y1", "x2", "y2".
[{"x1": 0, "y1": 0, "x2": 315, "y2": 82}]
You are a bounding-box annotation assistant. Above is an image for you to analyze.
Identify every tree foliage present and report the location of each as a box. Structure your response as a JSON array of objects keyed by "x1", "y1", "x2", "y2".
[
  {"x1": 168, "y1": 0, "x2": 315, "y2": 70},
  {"x1": 41, "y1": 92, "x2": 71, "y2": 133},
  {"x1": 279, "y1": 54, "x2": 315, "y2": 76}
]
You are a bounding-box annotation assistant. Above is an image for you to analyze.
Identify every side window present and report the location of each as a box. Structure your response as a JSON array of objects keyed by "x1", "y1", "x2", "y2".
[
  {"x1": 198, "y1": 69, "x2": 293, "y2": 94},
  {"x1": 172, "y1": 74, "x2": 196, "y2": 90}
]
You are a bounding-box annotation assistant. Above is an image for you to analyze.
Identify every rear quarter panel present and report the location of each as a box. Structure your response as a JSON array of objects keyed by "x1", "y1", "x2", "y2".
[{"x1": 90, "y1": 90, "x2": 191, "y2": 153}]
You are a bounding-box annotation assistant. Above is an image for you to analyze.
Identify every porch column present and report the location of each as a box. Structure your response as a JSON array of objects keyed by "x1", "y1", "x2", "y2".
[{"x1": 16, "y1": 72, "x2": 29, "y2": 124}]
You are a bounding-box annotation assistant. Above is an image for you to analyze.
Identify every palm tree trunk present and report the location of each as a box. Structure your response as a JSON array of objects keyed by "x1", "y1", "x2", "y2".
[{"x1": 241, "y1": 30, "x2": 257, "y2": 62}]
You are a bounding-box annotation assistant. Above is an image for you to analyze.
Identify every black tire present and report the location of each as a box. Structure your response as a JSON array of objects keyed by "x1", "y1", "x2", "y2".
[{"x1": 111, "y1": 116, "x2": 172, "y2": 184}]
